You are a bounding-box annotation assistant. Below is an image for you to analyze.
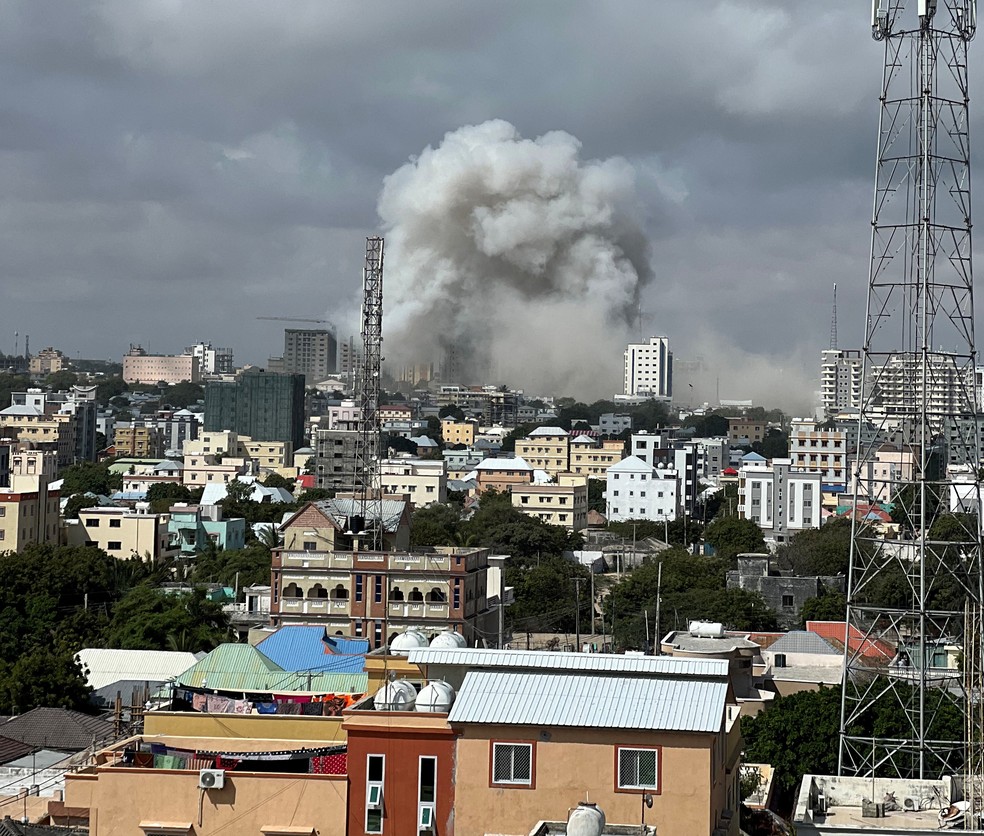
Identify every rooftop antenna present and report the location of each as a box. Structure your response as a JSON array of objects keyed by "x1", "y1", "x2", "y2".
[{"x1": 829, "y1": 283, "x2": 838, "y2": 350}]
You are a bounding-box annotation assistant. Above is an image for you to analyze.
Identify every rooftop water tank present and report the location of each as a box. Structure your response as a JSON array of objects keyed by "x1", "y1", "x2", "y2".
[
  {"x1": 429, "y1": 629, "x2": 467, "y2": 649},
  {"x1": 689, "y1": 621, "x2": 725, "y2": 639},
  {"x1": 415, "y1": 680, "x2": 456, "y2": 713},
  {"x1": 374, "y1": 680, "x2": 417, "y2": 711},
  {"x1": 390, "y1": 629, "x2": 429, "y2": 655},
  {"x1": 567, "y1": 802, "x2": 606, "y2": 836}
]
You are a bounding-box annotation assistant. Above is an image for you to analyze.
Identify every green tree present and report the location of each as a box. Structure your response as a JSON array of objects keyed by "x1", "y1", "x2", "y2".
[
  {"x1": 95, "y1": 376, "x2": 127, "y2": 404},
  {"x1": 753, "y1": 428, "x2": 789, "y2": 459},
  {"x1": 704, "y1": 516, "x2": 766, "y2": 563},
  {"x1": 59, "y1": 461, "x2": 121, "y2": 497},
  {"x1": 0, "y1": 645, "x2": 93, "y2": 714},
  {"x1": 46, "y1": 370, "x2": 79, "y2": 390},
  {"x1": 62, "y1": 493, "x2": 94, "y2": 519},
  {"x1": 297, "y1": 488, "x2": 335, "y2": 504},
  {"x1": 410, "y1": 503, "x2": 462, "y2": 549},
  {"x1": 506, "y1": 555, "x2": 591, "y2": 634},
  {"x1": 105, "y1": 585, "x2": 230, "y2": 651},
  {"x1": 190, "y1": 541, "x2": 273, "y2": 589},
  {"x1": 777, "y1": 517, "x2": 851, "y2": 577},
  {"x1": 799, "y1": 590, "x2": 847, "y2": 626},
  {"x1": 147, "y1": 482, "x2": 193, "y2": 514},
  {"x1": 159, "y1": 381, "x2": 204, "y2": 409},
  {"x1": 0, "y1": 374, "x2": 31, "y2": 409},
  {"x1": 461, "y1": 491, "x2": 582, "y2": 559},
  {"x1": 587, "y1": 479, "x2": 606, "y2": 513},
  {"x1": 438, "y1": 405, "x2": 466, "y2": 421},
  {"x1": 262, "y1": 472, "x2": 294, "y2": 491}
]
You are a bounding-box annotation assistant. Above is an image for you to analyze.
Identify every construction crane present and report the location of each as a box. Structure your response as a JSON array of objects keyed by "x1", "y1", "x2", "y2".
[{"x1": 256, "y1": 316, "x2": 328, "y2": 324}]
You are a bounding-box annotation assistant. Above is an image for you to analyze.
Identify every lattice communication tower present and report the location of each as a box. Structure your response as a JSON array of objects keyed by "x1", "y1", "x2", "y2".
[
  {"x1": 353, "y1": 236, "x2": 385, "y2": 552},
  {"x1": 839, "y1": 0, "x2": 982, "y2": 780}
]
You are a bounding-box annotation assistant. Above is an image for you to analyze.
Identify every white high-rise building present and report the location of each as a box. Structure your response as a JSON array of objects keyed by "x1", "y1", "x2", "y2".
[
  {"x1": 819, "y1": 349, "x2": 863, "y2": 416},
  {"x1": 624, "y1": 336, "x2": 673, "y2": 399}
]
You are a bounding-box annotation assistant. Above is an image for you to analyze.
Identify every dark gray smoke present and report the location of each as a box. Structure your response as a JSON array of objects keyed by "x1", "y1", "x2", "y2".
[{"x1": 378, "y1": 120, "x2": 651, "y2": 397}]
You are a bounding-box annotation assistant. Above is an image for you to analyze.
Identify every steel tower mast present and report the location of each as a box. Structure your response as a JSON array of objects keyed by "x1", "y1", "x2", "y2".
[
  {"x1": 839, "y1": 0, "x2": 981, "y2": 779},
  {"x1": 353, "y1": 236, "x2": 385, "y2": 552}
]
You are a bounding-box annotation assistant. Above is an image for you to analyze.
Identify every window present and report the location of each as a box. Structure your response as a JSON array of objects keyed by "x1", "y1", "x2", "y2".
[
  {"x1": 89, "y1": 519, "x2": 100, "y2": 527},
  {"x1": 374, "y1": 576, "x2": 383, "y2": 603},
  {"x1": 782, "y1": 594, "x2": 794, "y2": 608},
  {"x1": 491, "y1": 742, "x2": 534, "y2": 787},
  {"x1": 366, "y1": 754, "x2": 384, "y2": 833},
  {"x1": 0, "y1": 508, "x2": 5, "y2": 517},
  {"x1": 107, "y1": 540, "x2": 122, "y2": 551},
  {"x1": 303, "y1": 540, "x2": 317, "y2": 552},
  {"x1": 418, "y1": 755, "x2": 437, "y2": 832},
  {"x1": 110, "y1": 519, "x2": 121, "y2": 528},
  {"x1": 355, "y1": 574, "x2": 363, "y2": 602},
  {"x1": 617, "y1": 747, "x2": 660, "y2": 792}
]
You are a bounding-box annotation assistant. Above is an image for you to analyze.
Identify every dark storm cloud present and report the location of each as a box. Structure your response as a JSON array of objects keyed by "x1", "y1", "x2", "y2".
[{"x1": 0, "y1": 0, "x2": 948, "y2": 408}]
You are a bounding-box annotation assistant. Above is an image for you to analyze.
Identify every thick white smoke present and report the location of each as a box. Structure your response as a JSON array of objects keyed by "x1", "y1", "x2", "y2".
[{"x1": 378, "y1": 120, "x2": 650, "y2": 397}]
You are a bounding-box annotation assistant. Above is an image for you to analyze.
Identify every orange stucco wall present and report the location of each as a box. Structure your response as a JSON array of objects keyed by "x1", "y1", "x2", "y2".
[
  {"x1": 72, "y1": 766, "x2": 347, "y2": 836},
  {"x1": 452, "y1": 725, "x2": 720, "y2": 836}
]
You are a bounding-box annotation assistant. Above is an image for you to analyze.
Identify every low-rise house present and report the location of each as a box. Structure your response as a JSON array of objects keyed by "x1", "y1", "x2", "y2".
[
  {"x1": 66, "y1": 504, "x2": 178, "y2": 561},
  {"x1": 380, "y1": 456, "x2": 447, "y2": 508},
  {"x1": 511, "y1": 473, "x2": 589, "y2": 531},
  {"x1": 471, "y1": 456, "x2": 534, "y2": 494},
  {"x1": 167, "y1": 503, "x2": 246, "y2": 554}
]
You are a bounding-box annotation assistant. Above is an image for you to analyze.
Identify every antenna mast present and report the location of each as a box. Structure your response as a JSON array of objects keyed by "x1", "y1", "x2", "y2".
[
  {"x1": 839, "y1": 0, "x2": 981, "y2": 779},
  {"x1": 829, "y1": 283, "x2": 838, "y2": 350},
  {"x1": 354, "y1": 236, "x2": 385, "y2": 552}
]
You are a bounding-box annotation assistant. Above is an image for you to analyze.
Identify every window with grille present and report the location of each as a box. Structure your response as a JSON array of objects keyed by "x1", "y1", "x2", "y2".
[
  {"x1": 617, "y1": 747, "x2": 659, "y2": 791},
  {"x1": 491, "y1": 742, "x2": 533, "y2": 786}
]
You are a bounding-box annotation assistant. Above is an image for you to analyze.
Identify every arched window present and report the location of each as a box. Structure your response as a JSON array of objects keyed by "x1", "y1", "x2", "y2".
[
  {"x1": 408, "y1": 587, "x2": 424, "y2": 602},
  {"x1": 331, "y1": 584, "x2": 349, "y2": 600},
  {"x1": 308, "y1": 583, "x2": 328, "y2": 599},
  {"x1": 389, "y1": 588, "x2": 405, "y2": 602},
  {"x1": 426, "y1": 588, "x2": 447, "y2": 603},
  {"x1": 283, "y1": 583, "x2": 302, "y2": 598}
]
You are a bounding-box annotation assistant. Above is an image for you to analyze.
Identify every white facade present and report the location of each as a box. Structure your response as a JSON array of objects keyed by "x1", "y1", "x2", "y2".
[
  {"x1": 187, "y1": 342, "x2": 234, "y2": 376},
  {"x1": 605, "y1": 455, "x2": 679, "y2": 523},
  {"x1": 624, "y1": 336, "x2": 673, "y2": 399},
  {"x1": 819, "y1": 349, "x2": 863, "y2": 416},
  {"x1": 738, "y1": 458, "x2": 822, "y2": 543},
  {"x1": 380, "y1": 457, "x2": 447, "y2": 508},
  {"x1": 849, "y1": 444, "x2": 915, "y2": 503},
  {"x1": 788, "y1": 418, "x2": 849, "y2": 487}
]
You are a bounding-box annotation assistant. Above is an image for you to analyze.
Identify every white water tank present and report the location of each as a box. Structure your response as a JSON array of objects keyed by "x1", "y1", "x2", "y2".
[
  {"x1": 374, "y1": 680, "x2": 417, "y2": 711},
  {"x1": 429, "y1": 629, "x2": 467, "y2": 649},
  {"x1": 415, "y1": 680, "x2": 456, "y2": 713},
  {"x1": 689, "y1": 621, "x2": 725, "y2": 638},
  {"x1": 390, "y1": 629, "x2": 430, "y2": 655},
  {"x1": 567, "y1": 802, "x2": 606, "y2": 836}
]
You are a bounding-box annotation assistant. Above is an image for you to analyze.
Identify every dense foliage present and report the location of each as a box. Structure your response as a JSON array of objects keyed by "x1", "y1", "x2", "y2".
[{"x1": 704, "y1": 515, "x2": 766, "y2": 563}]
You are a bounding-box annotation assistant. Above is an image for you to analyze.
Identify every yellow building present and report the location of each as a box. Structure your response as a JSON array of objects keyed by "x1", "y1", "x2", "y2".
[
  {"x1": 515, "y1": 426, "x2": 570, "y2": 477},
  {"x1": 67, "y1": 506, "x2": 178, "y2": 561},
  {"x1": 0, "y1": 448, "x2": 60, "y2": 551},
  {"x1": 569, "y1": 435, "x2": 626, "y2": 478},
  {"x1": 113, "y1": 424, "x2": 162, "y2": 458},
  {"x1": 511, "y1": 473, "x2": 589, "y2": 531},
  {"x1": 440, "y1": 418, "x2": 477, "y2": 446},
  {"x1": 0, "y1": 405, "x2": 76, "y2": 468}
]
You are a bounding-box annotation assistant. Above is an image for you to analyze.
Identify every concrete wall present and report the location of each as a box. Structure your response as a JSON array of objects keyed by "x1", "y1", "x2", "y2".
[{"x1": 144, "y1": 712, "x2": 347, "y2": 743}]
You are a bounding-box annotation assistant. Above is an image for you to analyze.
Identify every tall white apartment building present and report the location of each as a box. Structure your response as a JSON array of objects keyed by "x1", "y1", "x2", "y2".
[
  {"x1": 187, "y1": 342, "x2": 234, "y2": 377},
  {"x1": 624, "y1": 336, "x2": 673, "y2": 399},
  {"x1": 605, "y1": 455, "x2": 679, "y2": 523},
  {"x1": 819, "y1": 349, "x2": 863, "y2": 416},
  {"x1": 738, "y1": 458, "x2": 822, "y2": 544},
  {"x1": 870, "y1": 353, "x2": 974, "y2": 425}
]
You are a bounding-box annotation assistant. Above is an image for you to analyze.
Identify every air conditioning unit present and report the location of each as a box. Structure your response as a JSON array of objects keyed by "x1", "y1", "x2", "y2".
[
  {"x1": 418, "y1": 803, "x2": 435, "y2": 831},
  {"x1": 198, "y1": 769, "x2": 225, "y2": 790}
]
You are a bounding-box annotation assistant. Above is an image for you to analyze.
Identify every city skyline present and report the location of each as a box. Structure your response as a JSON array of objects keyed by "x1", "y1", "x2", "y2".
[{"x1": 0, "y1": 2, "x2": 949, "y2": 411}]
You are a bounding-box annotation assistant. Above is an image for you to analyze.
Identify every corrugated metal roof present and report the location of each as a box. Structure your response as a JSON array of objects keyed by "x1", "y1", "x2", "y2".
[
  {"x1": 768, "y1": 631, "x2": 840, "y2": 656},
  {"x1": 314, "y1": 498, "x2": 408, "y2": 532},
  {"x1": 77, "y1": 648, "x2": 199, "y2": 691},
  {"x1": 407, "y1": 648, "x2": 728, "y2": 678},
  {"x1": 448, "y1": 671, "x2": 727, "y2": 733},
  {"x1": 175, "y1": 643, "x2": 367, "y2": 694},
  {"x1": 256, "y1": 626, "x2": 368, "y2": 674}
]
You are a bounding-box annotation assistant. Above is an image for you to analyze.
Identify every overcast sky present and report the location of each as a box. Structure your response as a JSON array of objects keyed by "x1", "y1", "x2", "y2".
[{"x1": 0, "y1": 1, "x2": 967, "y2": 409}]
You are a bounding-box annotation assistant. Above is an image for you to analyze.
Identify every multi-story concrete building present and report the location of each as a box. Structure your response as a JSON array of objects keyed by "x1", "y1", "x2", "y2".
[
  {"x1": 113, "y1": 424, "x2": 164, "y2": 459},
  {"x1": 204, "y1": 369, "x2": 306, "y2": 448},
  {"x1": 515, "y1": 426, "x2": 570, "y2": 477},
  {"x1": 68, "y1": 504, "x2": 178, "y2": 561},
  {"x1": 0, "y1": 449, "x2": 60, "y2": 550},
  {"x1": 472, "y1": 456, "x2": 534, "y2": 494},
  {"x1": 819, "y1": 348, "x2": 863, "y2": 416},
  {"x1": 380, "y1": 457, "x2": 447, "y2": 508},
  {"x1": 849, "y1": 443, "x2": 916, "y2": 504},
  {"x1": 606, "y1": 454, "x2": 679, "y2": 523},
  {"x1": 568, "y1": 435, "x2": 625, "y2": 479},
  {"x1": 0, "y1": 404, "x2": 77, "y2": 469},
  {"x1": 598, "y1": 411, "x2": 633, "y2": 434},
  {"x1": 11, "y1": 386, "x2": 98, "y2": 463},
  {"x1": 283, "y1": 328, "x2": 336, "y2": 385},
  {"x1": 436, "y1": 385, "x2": 519, "y2": 426},
  {"x1": 788, "y1": 418, "x2": 849, "y2": 488},
  {"x1": 167, "y1": 503, "x2": 246, "y2": 555},
  {"x1": 28, "y1": 346, "x2": 65, "y2": 376},
  {"x1": 122, "y1": 345, "x2": 201, "y2": 386},
  {"x1": 440, "y1": 418, "x2": 477, "y2": 447},
  {"x1": 728, "y1": 417, "x2": 766, "y2": 445},
  {"x1": 181, "y1": 455, "x2": 249, "y2": 488},
  {"x1": 272, "y1": 497, "x2": 497, "y2": 646},
  {"x1": 624, "y1": 335, "x2": 673, "y2": 399},
  {"x1": 511, "y1": 473, "x2": 588, "y2": 531},
  {"x1": 869, "y1": 352, "x2": 975, "y2": 428},
  {"x1": 738, "y1": 458, "x2": 822, "y2": 544},
  {"x1": 186, "y1": 341, "x2": 234, "y2": 377},
  {"x1": 631, "y1": 431, "x2": 699, "y2": 515},
  {"x1": 314, "y1": 428, "x2": 359, "y2": 491},
  {"x1": 323, "y1": 399, "x2": 361, "y2": 431}
]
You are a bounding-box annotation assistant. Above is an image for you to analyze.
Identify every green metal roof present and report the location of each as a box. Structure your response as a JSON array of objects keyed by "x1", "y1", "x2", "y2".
[{"x1": 174, "y1": 643, "x2": 368, "y2": 694}]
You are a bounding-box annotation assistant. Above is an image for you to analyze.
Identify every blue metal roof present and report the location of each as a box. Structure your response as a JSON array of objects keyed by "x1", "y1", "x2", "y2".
[
  {"x1": 448, "y1": 671, "x2": 727, "y2": 733},
  {"x1": 257, "y1": 626, "x2": 368, "y2": 674}
]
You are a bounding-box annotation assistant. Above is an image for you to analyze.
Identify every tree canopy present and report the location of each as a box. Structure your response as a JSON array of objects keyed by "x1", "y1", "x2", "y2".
[
  {"x1": 776, "y1": 517, "x2": 851, "y2": 577},
  {"x1": 704, "y1": 516, "x2": 766, "y2": 563},
  {"x1": 59, "y1": 461, "x2": 122, "y2": 496},
  {"x1": 105, "y1": 585, "x2": 230, "y2": 651}
]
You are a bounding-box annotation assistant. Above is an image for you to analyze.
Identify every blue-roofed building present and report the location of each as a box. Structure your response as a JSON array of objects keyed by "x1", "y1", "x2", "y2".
[{"x1": 256, "y1": 625, "x2": 369, "y2": 674}]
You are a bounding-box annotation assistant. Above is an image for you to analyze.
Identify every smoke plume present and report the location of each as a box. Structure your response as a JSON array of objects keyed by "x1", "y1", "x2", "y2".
[{"x1": 378, "y1": 120, "x2": 651, "y2": 398}]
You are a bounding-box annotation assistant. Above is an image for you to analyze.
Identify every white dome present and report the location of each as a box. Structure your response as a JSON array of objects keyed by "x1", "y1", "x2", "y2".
[
  {"x1": 567, "y1": 803, "x2": 606, "y2": 836},
  {"x1": 429, "y1": 629, "x2": 467, "y2": 649},
  {"x1": 390, "y1": 629, "x2": 429, "y2": 654},
  {"x1": 374, "y1": 680, "x2": 417, "y2": 711},
  {"x1": 415, "y1": 681, "x2": 455, "y2": 713}
]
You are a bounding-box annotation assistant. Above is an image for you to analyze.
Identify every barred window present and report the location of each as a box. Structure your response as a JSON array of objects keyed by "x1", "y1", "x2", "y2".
[
  {"x1": 491, "y1": 742, "x2": 533, "y2": 786},
  {"x1": 617, "y1": 747, "x2": 659, "y2": 791}
]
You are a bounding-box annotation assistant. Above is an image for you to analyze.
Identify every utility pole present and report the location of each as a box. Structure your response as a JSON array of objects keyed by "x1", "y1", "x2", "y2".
[
  {"x1": 573, "y1": 577, "x2": 583, "y2": 652},
  {"x1": 654, "y1": 561, "x2": 663, "y2": 656}
]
